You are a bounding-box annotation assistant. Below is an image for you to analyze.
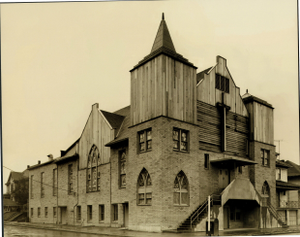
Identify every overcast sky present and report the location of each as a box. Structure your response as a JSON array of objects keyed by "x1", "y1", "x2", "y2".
[{"x1": 1, "y1": 0, "x2": 298, "y2": 187}]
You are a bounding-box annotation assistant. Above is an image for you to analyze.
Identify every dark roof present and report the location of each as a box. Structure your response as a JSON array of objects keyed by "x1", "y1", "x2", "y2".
[
  {"x1": 151, "y1": 13, "x2": 176, "y2": 54},
  {"x1": 106, "y1": 106, "x2": 131, "y2": 147},
  {"x1": 276, "y1": 180, "x2": 300, "y2": 190},
  {"x1": 3, "y1": 199, "x2": 20, "y2": 207},
  {"x1": 276, "y1": 160, "x2": 293, "y2": 168},
  {"x1": 5, "y1": 172, "x2": 26, "y2": 185},
  {"x1": 286, "y1": 160, "x2": 300, "y2": 177},
  {"x1": 130, "y1": 15, "x2": 196, "y2": 71},
  {"x1": 242, "y1": 95, "x2": 273, "y2": 109},
  {"x1": 54, "y1": 152, "x2": 79, "y2": 164},
  {"x1": 210, "y1": 157, "x2": 257, "y2": 169},
  {"x1": 27, "y1": 159, "x2": 55, "y2": 170},
  {"x1": 101, "y1": 110, "x2": 125, "y2": 135},
  {"x1": 197, "y1": 67, "x2": 212, "y2": 84}
]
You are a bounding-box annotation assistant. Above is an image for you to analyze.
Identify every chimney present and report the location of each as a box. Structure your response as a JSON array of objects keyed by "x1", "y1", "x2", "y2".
[
  {"x1": 47, "y1": 154, "x2": 53, "y2": 161},
  {"x1": 38, "y1": 160, "x2": 41, "y2": 164},
  {"x1": 27, "y1": 165, "x2": 30, "y2": 169}
]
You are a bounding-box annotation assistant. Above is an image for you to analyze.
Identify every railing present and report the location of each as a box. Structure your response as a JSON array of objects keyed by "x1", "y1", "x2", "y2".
[
  {"x1": 190, "y1": 194, "x2": 221, "y2": 229},
  {"x1": 267, "y1": 199, "x2": 287, "y2": 226},
  {"x1": 278, "y1": 200, "x2": 298, "y2": 208}
]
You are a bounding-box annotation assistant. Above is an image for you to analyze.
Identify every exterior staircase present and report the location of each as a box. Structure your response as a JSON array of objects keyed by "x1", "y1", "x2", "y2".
[
  {"x1": 177, "y1": 194, "x2": 221, "y2": 232},
  {"x1": 267, "y1": 200, "x2": 288, "y2": 227},
  {"x1": 4, "y1": 212, "x2": 24, "y2": 221}
]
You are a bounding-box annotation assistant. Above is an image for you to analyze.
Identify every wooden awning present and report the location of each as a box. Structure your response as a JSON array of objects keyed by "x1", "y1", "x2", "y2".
[{"x1": 210, "y1": 157, "x2": 257, "y2": 169}]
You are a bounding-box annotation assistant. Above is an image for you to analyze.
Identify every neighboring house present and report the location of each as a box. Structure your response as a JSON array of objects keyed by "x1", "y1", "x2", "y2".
[
  {"x1": 5, "y1": 170, "x2": 29, "y2": 202},
  {"x1": 276, "y1": 160, "x2": 300, "y2": 226},
  {"x1": 28, "y1": 15, "x2": 285, "y2": 232},
  {"x1": 3, "y1": 198, "x2": 20, "y2": 212}
]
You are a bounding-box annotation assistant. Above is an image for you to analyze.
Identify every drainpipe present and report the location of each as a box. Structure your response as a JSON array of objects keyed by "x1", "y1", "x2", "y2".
[
  {"x1": 73, "y1": 159, "x2": 79, "y2": 225},
  {"x1": 110, "y1": 154, "x2": 112, "y2": 227},
  {"x1": 208, "y1": 195, "x2": 210, "y2": 232},
  {"x1": 56, "y1": 164, "x2": 58, "y2": 225}
]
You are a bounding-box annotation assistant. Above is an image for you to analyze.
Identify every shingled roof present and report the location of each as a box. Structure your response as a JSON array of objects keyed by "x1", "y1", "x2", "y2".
[
  {"x1": 5, "y1": 172, "x2": 26, "y2": 185},
  {"x1": 105, "y1": 106, "x2": 131, "y2": 147},
  {"x1": 276, "y1": 160, "x2": 293, "y2": 168},
  {"x1": 197, "y1": 67, "x2": 212, "y2": 84},
  {"x1": 101, "y1": 110, "x2": 125, "y2": 136},
  {"x1": 285, "y1": 160, "x2": 300, "y2": 177},
  {"x1": 131, "y1": 14, "x2": 196, "y2": 71}
]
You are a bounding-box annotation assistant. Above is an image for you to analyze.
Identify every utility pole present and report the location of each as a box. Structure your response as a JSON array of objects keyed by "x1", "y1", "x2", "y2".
[{"x1": 274, "y1": 140, "x2": 283, "y2": 159}]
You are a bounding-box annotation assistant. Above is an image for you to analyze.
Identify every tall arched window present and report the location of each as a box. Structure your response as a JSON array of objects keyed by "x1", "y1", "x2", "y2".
[
  {"x1": 137, "y1": 168, "x2": 152, "y2": 205},
  {"x1": 261, "y1": 181, "x2": 270, "y2": 206},
  {"x1": 174, "y1": 171, "x2": 189, "y2": 205},
  {"x1": 87, "y1": 145, "x2": 101, "y2": 192}
]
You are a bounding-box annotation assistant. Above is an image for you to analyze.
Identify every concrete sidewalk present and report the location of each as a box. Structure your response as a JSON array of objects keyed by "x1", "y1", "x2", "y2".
[{"x1": 4, "y1": 221, "x2": 300, "y2": 236}]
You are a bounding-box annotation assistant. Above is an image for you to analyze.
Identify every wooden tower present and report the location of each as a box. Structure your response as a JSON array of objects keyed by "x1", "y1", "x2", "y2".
[{"x1": 130, "y1": 14, "x2": 197, "y2": 126}]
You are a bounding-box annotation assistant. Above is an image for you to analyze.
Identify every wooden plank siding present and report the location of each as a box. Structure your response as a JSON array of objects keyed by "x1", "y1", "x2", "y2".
[
  {"x1": 130, "y1": 54, "x2": 197, "y2": 126},
  {"x1": 79, "y1": 105, "x2": 114, "y2": 169},
  {"x1": 197, "y1": 56, "x2": 248, "y2": 117},
  {"x1": 197, "y1": 100, "x2": 249, "y2": 157},
  {"x1": 253, "y1": 102, "x2": 274, "y2": 145}
]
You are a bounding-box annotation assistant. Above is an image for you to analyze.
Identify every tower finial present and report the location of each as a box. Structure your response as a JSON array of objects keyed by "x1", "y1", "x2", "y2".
[{"x1": 162, "y1": 12, "x2": 164, "y2": 20}]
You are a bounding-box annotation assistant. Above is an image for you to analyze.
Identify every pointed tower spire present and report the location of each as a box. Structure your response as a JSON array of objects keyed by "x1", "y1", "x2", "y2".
[{"x1": 151, "y1": 13, "x2": 176, "y2": 53}]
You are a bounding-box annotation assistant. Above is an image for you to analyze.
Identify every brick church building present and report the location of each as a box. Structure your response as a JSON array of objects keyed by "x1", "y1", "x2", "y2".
[{"x1": 28, "y1": 15, "x2": 284, "y2": 232}]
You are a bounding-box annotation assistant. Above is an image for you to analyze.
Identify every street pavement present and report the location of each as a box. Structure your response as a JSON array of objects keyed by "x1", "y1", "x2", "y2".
[{"x1": 4, "y1": 221, "x2": 300, "y2": 236}]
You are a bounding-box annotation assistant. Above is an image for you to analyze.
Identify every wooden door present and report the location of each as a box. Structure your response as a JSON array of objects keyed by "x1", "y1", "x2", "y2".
[
  {"x1": 123, "y1": 203, "x2": 128, "y2": 227},
  {"x1": 219, "y1": 169, "x2": 229, "y2": 189},
  {"x1": 223, "y1": 206, "x2": 229, "y2": 229}
]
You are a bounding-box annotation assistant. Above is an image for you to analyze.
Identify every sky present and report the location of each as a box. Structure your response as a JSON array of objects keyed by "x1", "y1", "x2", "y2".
[{"x1": 1, "y1": 0, "x2": 298, "y2": 188}]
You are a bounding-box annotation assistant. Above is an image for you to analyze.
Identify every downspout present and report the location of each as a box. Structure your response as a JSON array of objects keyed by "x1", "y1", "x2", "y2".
[
  {"x1": 56, "y1": 163, "x2": 58, "y2": 225},
  {"x1": 110, "y1": 152, "x2": 112, "y2": 227},
  {"x1": 73, "y1": 158, "x2": 79, "y2": 225}
]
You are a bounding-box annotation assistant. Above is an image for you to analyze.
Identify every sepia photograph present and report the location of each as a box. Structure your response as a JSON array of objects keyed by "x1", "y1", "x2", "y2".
[{"x1": 2, "y1": 0, "x2": 299, "y2": 236}]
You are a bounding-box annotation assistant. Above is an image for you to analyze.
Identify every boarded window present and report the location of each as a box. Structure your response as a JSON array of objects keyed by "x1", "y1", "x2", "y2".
[
  {"x1": 68, "y1": 164, "x2": 73, "y2": 194},
  {"x1": 41, "y1": 173, "x2": 44, "y2": 198},
  {"x1": 112, "y1": 204, "x2": 118, "y2": 221},
  {"x1": 99, "y1": 205, "x2": 105, "y2": 221},
  {"x1": 87, "y1": 205, "x2": 92, "y2": 221},
  {"x1": 204, "y1": 154, "x2": 209, "y2": 169},
  {"x1": 215, "y1": 74, "x2": 229, "y2": 93},
  {"x1": 77, "y1": 206, "x2": 81, "y2": 221},
  {"x1": 53, "y1": 169, "x2": 57, "y2": 196}
]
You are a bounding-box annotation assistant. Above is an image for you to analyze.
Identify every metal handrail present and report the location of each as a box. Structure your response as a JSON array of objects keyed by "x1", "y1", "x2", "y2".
[
  {"x1": 190, "y1": 193, "x2": 221, "y2": 228},
  {"x1": 267, "y1": 199, "x2": 286, "y2": 225}
]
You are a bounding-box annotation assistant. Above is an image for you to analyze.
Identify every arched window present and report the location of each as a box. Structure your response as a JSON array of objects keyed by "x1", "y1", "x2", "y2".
[
  {"x1": 262, "y1": 181, "x2": 270, "y2": 196},
  {"x1": 137, "y1": 168, "x2": 152, "y2": 205},
  {"x1": 174, "y1": 171, "x2": 189, "y2": 205},
  {"x1": 261, "y1": 181, "x2": 270, "y2": 206},
  {"x1": 87, "y1": 145, "x2": 101, "y2": 192}
]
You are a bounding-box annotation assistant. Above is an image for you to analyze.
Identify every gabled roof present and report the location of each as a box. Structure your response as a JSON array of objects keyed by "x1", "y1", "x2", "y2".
[
  {"x1": 197, "y1": 67, "x2": 212, "y2": 84},
  {"x1": 286, "y1": 160, "x2": 300, "y2": 177},
  {"x1": 3, "y1": 199, "x2": 19, "y2": 207},
  {"x1": 276, "y1": 160, "x2": 293, "y2": 168},
  {"x1": 101, "y1": 110, "x2": 125, "y2": 135},
  {"x1": 106, "y1": 106, "x2": 131, "y2": 147},
  {"x1": 5, "y1": 172, "x2": 26, "y2": 185}
]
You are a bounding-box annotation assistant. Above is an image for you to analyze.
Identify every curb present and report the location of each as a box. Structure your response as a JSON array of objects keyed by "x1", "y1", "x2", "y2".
[{"x1": 4, "y1": 222, "x2": 136, "y2": 237}]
